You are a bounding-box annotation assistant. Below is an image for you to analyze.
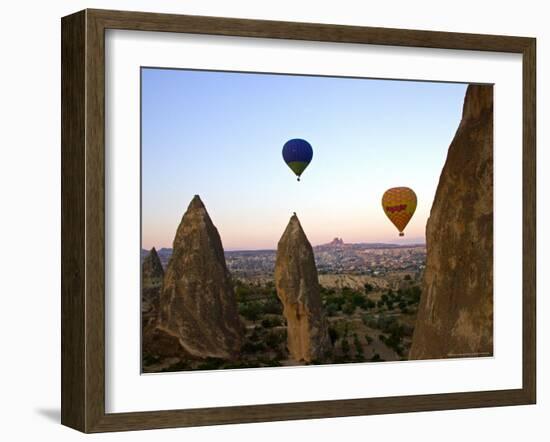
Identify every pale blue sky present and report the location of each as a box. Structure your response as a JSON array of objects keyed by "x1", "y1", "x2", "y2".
[{"x1": 142, "y1": 68, "x2": 467, "y2": 250}]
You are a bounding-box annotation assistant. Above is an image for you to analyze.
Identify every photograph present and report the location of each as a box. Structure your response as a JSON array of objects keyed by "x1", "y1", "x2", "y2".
[{"x1": 140, "y1": 67, "x2": 494, "y2": 373}]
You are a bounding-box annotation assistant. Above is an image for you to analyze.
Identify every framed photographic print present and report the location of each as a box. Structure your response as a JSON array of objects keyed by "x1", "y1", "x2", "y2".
[{"x1": 61, "y1": 9, "x2": 536, "y2": 433}]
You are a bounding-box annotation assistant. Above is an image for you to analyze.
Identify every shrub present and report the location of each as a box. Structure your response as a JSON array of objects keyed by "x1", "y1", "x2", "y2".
[
  {"x1": 341, "y1": 338, "x2": 351, "y2": 356},
  {"x1": 350, "y1": 292, "x2": 367, "y2": 309},
  {"x1": 342, "y1": 302, "x2": 356, "y2": 315},
  {"x1": 362, "y1": 314, "x2": 376, "y2": 328},
  {"x1": 242, "y1": 340, "x2": 266, "y2": 354},
  {"x1": 238, "y1": 301, "x2": 262, "y2": 321},
  {"x1": 353, "y1": 333, "x2": 363, "y2": 356},
  {"x1": 234, "y1": 282, "x2": 252, "y2": 301},
  {"x1": 411, "y1": 286, "x2": 421, "y2": 302},
  {"x1": 383, "y1": 333, "x2": 404, "y2": 356},
  {"x1": 265, "y1": 330, "x2": 285, "y2": 348},
  {"x1": 325, "y1": 302, "x2": 340, "y2": 316},
  {"x1": 262, "y1": 294, "x2": 283, "y2": 315},
  {"x1": 261, "y1": 316, "x2": 283, "y2": 328},
  {"x1": 331, "y1": 295, "x2": 346, "y2": 309},
  {"x1": 328, "y1": 326, "x2": 339, "y2": 345}
]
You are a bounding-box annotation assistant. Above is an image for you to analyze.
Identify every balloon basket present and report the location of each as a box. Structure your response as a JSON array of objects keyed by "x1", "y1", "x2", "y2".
[{"x1": 399, "y1": 232, "x2": 404, "y2": 237}]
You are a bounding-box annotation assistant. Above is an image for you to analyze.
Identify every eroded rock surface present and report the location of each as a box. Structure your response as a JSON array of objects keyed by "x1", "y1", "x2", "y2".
[
  {"x1": 141, "y1": 247, "x2": 164, "y2": 320},
  {"x1": 409, "y1": 85, "x2": 494, "y2": 360},
  {"x1": 157, "y1": 195, "x2": 243, "y2": 360},
  {"x1": 275, "y1": 214, "x2": 331, "y2": 363}
]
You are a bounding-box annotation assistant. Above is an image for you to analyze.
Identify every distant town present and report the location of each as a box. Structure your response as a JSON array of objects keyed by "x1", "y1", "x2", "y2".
[{"x1": 141, "y1": 237, "x2": 426, "y2": 281}]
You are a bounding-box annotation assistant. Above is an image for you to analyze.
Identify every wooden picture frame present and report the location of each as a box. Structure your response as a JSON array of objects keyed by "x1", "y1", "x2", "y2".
[{"x1": 61, "y1": 8, "x2": 536, "y2": 433}]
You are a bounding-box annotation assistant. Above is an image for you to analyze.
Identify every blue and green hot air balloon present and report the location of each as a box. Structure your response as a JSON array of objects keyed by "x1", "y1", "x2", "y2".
[{"x1": 282, "y1": 138, "x2": 313, "y2": 181}]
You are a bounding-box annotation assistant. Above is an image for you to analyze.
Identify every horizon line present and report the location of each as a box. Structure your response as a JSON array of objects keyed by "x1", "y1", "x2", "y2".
[{"x1": 142, "y1": 240, "x2": 427, "y2": 253}]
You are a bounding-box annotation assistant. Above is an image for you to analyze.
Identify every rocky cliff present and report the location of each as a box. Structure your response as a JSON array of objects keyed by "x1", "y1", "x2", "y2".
[
  {"x1": 275, "y1": 214, "x2": 331, "y2": 362},
  {"x1": 409, "y1": 85, "x2": 493, "y2": 360},
  {"x1": 157, "y1": 195, "x2": 243, "y2": 360}
]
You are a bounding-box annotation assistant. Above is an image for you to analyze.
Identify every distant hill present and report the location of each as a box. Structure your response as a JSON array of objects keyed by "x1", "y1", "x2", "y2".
[
  {"x1": 141, "y1": 240, "x2": 425, "y2": 261},
  {"x1": 141, "y1": 239, "x2": 426, "y2": 280},
  {"x1": 313, "y1": 238, "x2": 425, "y2": 251}
]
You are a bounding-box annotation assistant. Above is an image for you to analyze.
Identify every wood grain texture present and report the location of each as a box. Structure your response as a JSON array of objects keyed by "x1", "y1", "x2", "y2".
[
  {"x1": 90, "y1": 389, "x2": 530, "y2": 432},
  {"x1": 61, "y1": 10, "x2": 86, "y2": 432},
  {"x1": 60, "y1": 8, "x2": 537, "y2": 433},
  {"x1": 522, "y1": 39, "x2": 536, "y2": 403},
  {"x1": 85, "y1": 9, "x2": 107, "y2": 432},
  {"x1": 89, "y1": 8, "x2": 532, "y2": 52}
]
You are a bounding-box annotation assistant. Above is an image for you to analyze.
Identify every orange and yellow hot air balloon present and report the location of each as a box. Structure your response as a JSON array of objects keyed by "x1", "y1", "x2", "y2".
[{"x1": 382, "y1": 187, "x2": 417, "y2": 237}]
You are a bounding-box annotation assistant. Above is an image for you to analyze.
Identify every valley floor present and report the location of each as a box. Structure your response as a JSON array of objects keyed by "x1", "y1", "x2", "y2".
[{"x1": 142, "y1": 271, "x2": 421, "y2": 373}]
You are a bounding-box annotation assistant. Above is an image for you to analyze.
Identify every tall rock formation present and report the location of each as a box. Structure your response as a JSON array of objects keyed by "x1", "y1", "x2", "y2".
[
  {"x1": 157, "y1": 195, "x2": 243, "y2": 360},
  {"x1": 141, "y1": 247, "x2": 164, "y2": 323},
  {"x1": 142, "y1": 247, "x2": 164, "y2": 283},
  {"x1": 142, "y1": 246, "x2": 183, "y2": 364},
  {"x1": 275, "y1": 214, "x2": 331, "y2": 363},
  {"x1": 409, "y1": 85, "x2": 493, "y2": 360}
]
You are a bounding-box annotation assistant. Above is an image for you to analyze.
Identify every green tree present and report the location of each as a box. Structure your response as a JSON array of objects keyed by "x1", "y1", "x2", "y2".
[
  {"x1": 342, "y1": 302, "x2": 356, "y2": 315},
  {"x1": 238, "y1": 301, "x2": 262, "y2": 321},
  {"x1": 351, "y1": 292, "x2": 367, "y2": 309},
  {"x1": 328, "y1": 326, "x2": 339, "y2": 345},
  {"x1": 353, "y1": 333, "x2": 363, "y2": 357},
  {"x1": 341, "y1": 338, "x2": 351, "y2": 357}
]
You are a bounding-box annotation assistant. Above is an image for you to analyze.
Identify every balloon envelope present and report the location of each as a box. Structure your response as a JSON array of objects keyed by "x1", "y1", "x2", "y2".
[
  {"x1": 382, "y1": 187, "x2": 417, "y2": 236},
  {"x1": 282, "y1": 139, "x2": 313, "y2": 179}
]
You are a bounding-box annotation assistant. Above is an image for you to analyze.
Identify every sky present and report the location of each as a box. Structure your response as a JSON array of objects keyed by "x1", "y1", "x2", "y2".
[{"x1": 141, "y1": 68, "x2": 467, "y2": 251}]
